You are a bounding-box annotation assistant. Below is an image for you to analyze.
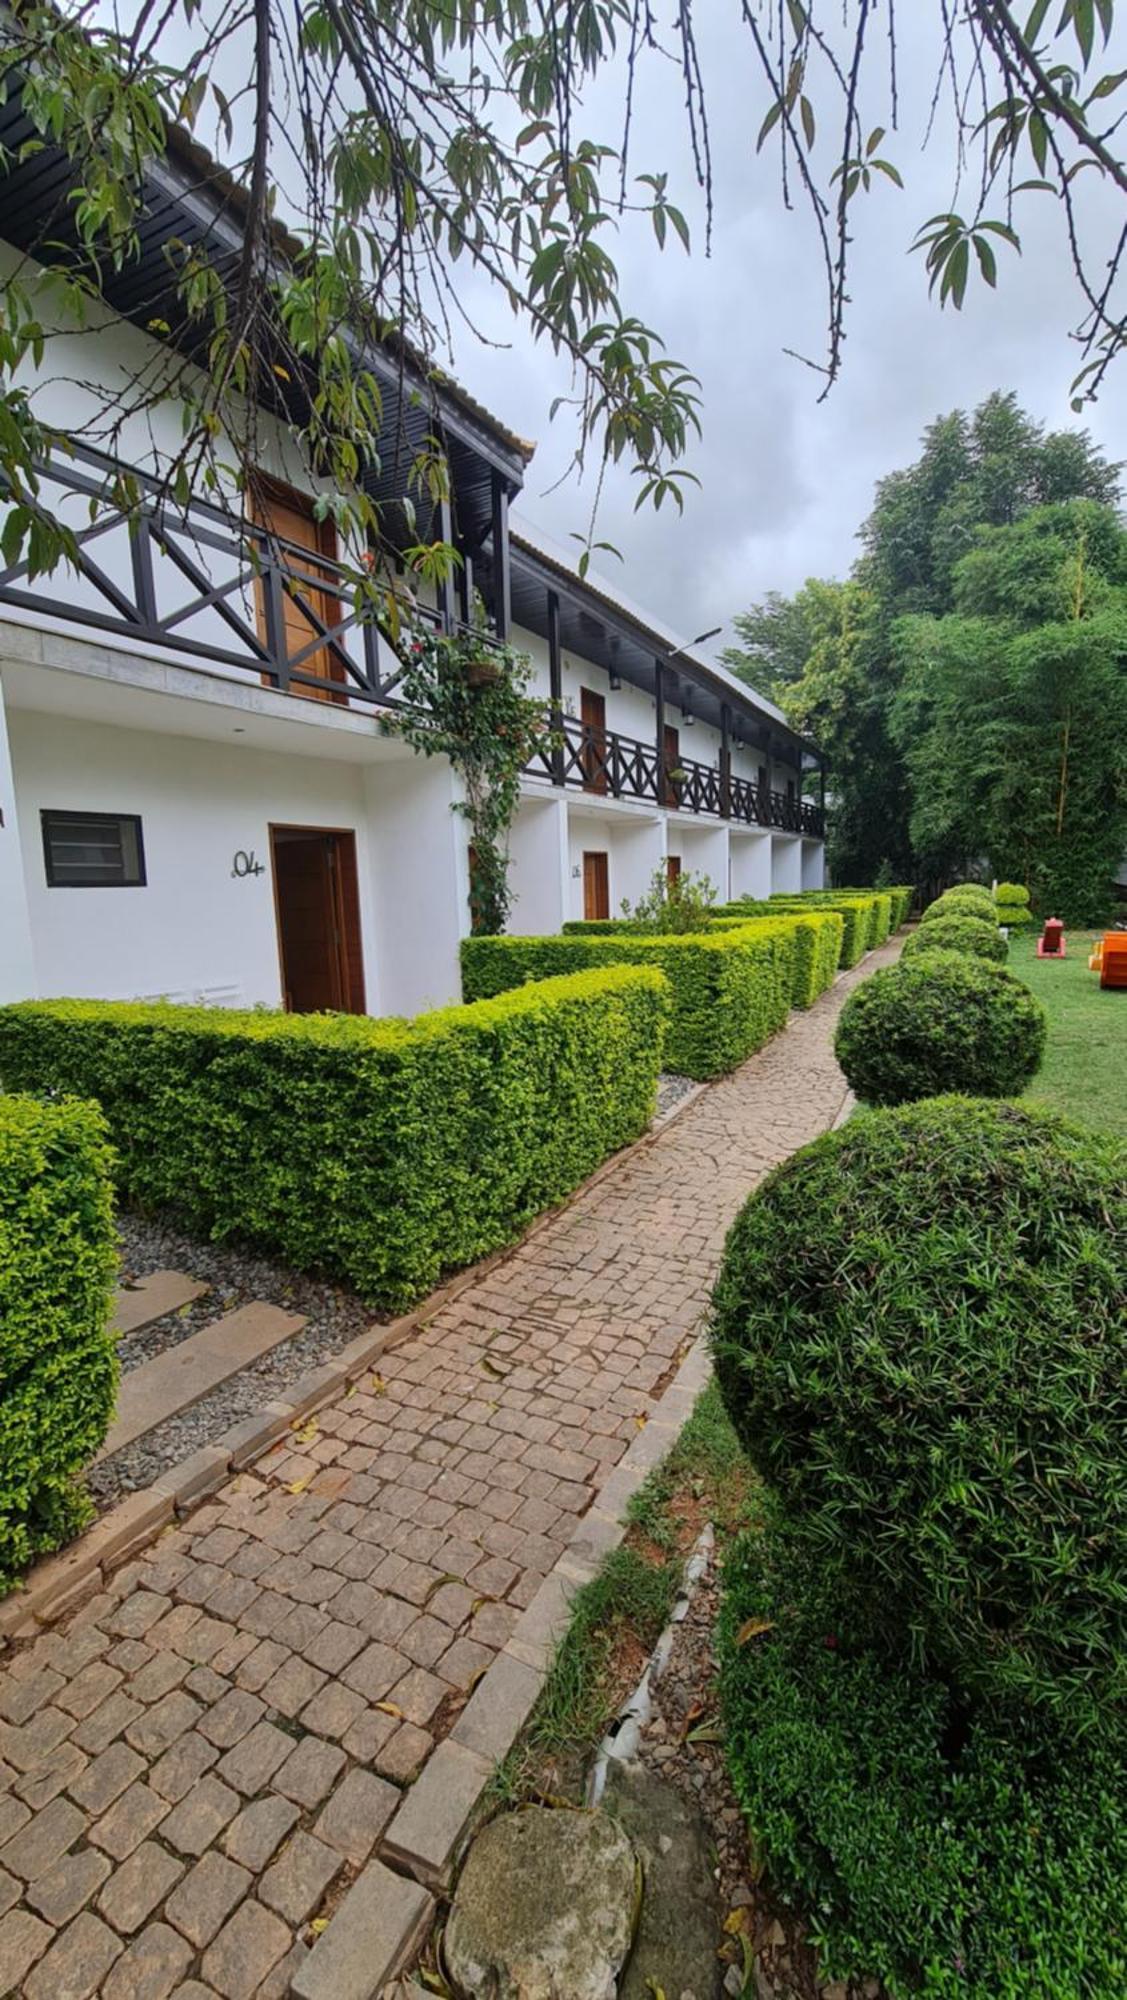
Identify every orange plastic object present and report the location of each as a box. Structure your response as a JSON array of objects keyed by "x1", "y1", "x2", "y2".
[
  {"x1": 1100, "y1": 933, "x2": 1127, "y2": 989},
  {"x1": 1089, "y1": 939, "x2": 1104, "y2": 973},
  {"x1": 1037, "y1": 918, "x2": 1066, "y2": 958}
]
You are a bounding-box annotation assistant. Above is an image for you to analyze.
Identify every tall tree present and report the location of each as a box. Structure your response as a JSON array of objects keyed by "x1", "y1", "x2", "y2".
[
  {"x1": 724, "y1": 394, "x2": 1121, "y2": 881},
  {"x1": 3, "y1": 6, "x2": 1127, "y2": 591},
  {"x1": 890, "y1": 501, "x2": 1127, "y2": 920}
]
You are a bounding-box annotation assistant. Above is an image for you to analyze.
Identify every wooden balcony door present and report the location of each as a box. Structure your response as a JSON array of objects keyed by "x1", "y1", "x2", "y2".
[
  {"x1": 581, "y1": 687, "x2": 608, "y2": 794},
  {"x1": 667, "y1": 853, "x2": 682, "y2": 890},
  {"x1": 254, "y1": 476, "x2": 345, "y2": 703},
  {"x1": 271, "y1": 826, "x2": 365, "y2": 1014},
  {"x1": 583, "y1": 850, "x2": 610, "y2": 921},
  {"x1": 663, "y1": 724, "x2": 681, "y2": 806}
]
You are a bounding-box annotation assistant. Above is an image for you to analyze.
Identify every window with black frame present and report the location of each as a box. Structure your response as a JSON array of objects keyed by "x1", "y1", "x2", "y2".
[{"x1": 41, "y1": 810, "x2": 146, "y2": 888}]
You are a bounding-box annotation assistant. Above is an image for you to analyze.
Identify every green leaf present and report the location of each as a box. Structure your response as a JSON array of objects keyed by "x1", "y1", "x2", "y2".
[
  {"x1": 972, "y1": 234, "x2": 998, "y2": 288},
  {"x1": 757, "y1": 100, "x2": 782, "y2": 152}
]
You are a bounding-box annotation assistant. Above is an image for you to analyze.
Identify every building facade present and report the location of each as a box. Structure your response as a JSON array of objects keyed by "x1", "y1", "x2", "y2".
[{"x1": 0, "y1": 106, "x2": 824, "y2": 1020}]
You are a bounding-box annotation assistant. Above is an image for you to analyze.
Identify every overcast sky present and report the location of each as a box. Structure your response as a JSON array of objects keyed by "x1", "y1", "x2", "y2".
[{"x1": 438, "y1": 8, "x2": 1127, "y2": 654}]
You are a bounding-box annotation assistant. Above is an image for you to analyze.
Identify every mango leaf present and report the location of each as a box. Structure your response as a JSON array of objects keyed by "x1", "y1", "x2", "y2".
[{"x1": 735, "y1": 1615, "x2": 776, "y2": 1645}]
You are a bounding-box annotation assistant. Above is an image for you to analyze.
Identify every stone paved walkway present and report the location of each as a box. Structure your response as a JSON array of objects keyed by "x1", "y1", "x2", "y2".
[{"x1": 0, "y1": 941, "x2": 900, "y2": 2000}]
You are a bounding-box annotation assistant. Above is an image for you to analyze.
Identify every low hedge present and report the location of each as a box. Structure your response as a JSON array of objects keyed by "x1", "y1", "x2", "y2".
[
  {"x1": 461, "y1": 927, "x2": 796, "y2": 1079},
  {"x1": 711, "y1": 1097, "x2": 1126, "y2": 1730},
  {"x1": 0, "y1": 1094, "x2": 117, "y2": 1592},
  {"x1": 709, "y1": 908, "x2": 845, "y2": 1005},
  {"x1": 718, "y1": 1514, "x2": 1127, "y2": 2000},
  {"x1": 833, "y1": 884, "x2": 914, "y2": 929},
  {"x1": 901, "y1": 912, "x2": 1008, "y2": 964},
  {"x1": 834, "y1": 950, "x2": 1046, "y2": 1104},
  {"x1": 0, "y1": 969, "x2": 669, "y2": 1311},
  {"x1": 762, "y1": 896, "x2": 871, "y2": 968}
]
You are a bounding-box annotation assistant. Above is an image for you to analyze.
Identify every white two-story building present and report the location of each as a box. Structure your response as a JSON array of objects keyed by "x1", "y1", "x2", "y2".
[{"x1": 0, "y1": 102, "x2": 825, "y2": 1022}]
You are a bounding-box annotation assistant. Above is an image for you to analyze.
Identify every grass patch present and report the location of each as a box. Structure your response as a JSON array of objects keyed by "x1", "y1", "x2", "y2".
[
  {"x1": 1010, "y1": 929, "x2": 1127, "y2": 1137},
  {"x1": 489, "y1": 1379, "x2": 755, "y2": 1808}
]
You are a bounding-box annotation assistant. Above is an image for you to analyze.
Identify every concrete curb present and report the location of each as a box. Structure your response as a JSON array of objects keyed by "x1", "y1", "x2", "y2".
[
  {"x1": 287, "y1": 1334, "x2": 715, "y2": 1998},
  {"x1": 0, "y1": 1071, "x2": 710, "y2": 1649}
]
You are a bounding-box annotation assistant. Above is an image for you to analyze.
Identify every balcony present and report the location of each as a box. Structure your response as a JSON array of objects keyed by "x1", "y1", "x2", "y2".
[{"x1": 524, "y1": 713, "x2": 826, "y2": 837}]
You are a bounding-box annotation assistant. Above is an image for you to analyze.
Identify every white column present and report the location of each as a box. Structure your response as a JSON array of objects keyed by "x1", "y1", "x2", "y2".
[
  {"x1": 675, "y1": 820, "x2": 729, "y2": 900},
  {"x1": 508, "y1": 792, "x2": 568, "y2": 934},
  {"x1": 612, "y1": 813, "x2": 665, "y2": 910},
  {"x1": 771, "y1": 833, "x2": 804, "y2": 894},
  {"x1": 801, "y1": 840, "x2": 826, "y2": 890},
  {"x1": 0, "y1": 669, "x2": 36, "y2": 1002},
  {"x1": 365, "y1": 753, "x2": 468, "y2": 1016},
  {"x1": 730, "y1": 828, "x2": 772, "y2": 901}
]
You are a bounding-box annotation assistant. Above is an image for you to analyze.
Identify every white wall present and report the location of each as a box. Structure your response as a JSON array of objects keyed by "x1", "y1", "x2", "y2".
[
  {"x1": 771, "y1": 835, "x2": 804, "y2": 895},
  {"x1": 0, "y1": 673, "x2": 36, "y2": 1002},
  {"x1": 801, "y1": 841, "x2": 826, "y2": 890},
  {"x1": 729, "y1": 831, "x2": 773, "y2": 902},
  {"x1": 7, "y1": 709, "x2": 467, "y2": 1014},
  {"x1": 365, "y1": 758, "x2": 468, "y2": 1015},
  {"x1": 669, "y1": 820, "x2": 729, "y2": 899},
  {"x1": 508, "y1": 795, "x2": 568, "y2": 934}
]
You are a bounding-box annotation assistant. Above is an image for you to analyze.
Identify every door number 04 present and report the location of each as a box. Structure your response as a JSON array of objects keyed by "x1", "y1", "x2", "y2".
[{"x1": 231, "y1": 849, "x2": 266, "y2": 879}]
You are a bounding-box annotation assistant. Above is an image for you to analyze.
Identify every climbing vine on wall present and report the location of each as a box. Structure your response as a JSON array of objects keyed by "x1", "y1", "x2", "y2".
[{"x1": 386, "y1": 629, "x2": 543, "y2": 935}]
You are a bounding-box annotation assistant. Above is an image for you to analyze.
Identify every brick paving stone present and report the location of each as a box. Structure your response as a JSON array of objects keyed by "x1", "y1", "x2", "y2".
[
  {"x1": 0, "y1": 1794, "x2": 85, "y2": 1882},
  {"x1": 0, "y1": 1668, "x2": 64, "y2": 1725},
  {"x1": 196, "y1": 1690, "x2": 265, "y2": 1751},
  {"x1": 0, "y1": 1866, "x2": 18, "y2": 1918},
  {"x1": 258, "y1": 1829, "x2": 341, "y2": 1924},
  {"x1": 72, "y1": 1690, "x2": 143, "y2": 1756},
  {"x1": 0, "y1": 1906, "x2": 53, "y2": 1988},
  {"x1": 26, "y1": 1845, "x2": 111, "y2": 1925},
  {"x1": 214, "y1": 1721, "x2": 292, "y2": 1795},
  {"x1": 16, "y1": 1738, "x2": 88, "y2": 1812},
  {"x1": 340, "y1": 1708, "x2": 399, "y2": 1765},
  {"x1": 90, "y1": 1781, "x2": 171, "y2": 1859},
  {"x1": 98, "y1": 1839, "x2": 184, "y2": 1933},
  {"x1": 436, "y1": 1636, "x2": 494, "y2": 1690},
  {"x1": 102, "y1": 1921, "x2": 194, "y2": 2000},
  {"x1": 340, "y1": 1642, "x2": 403, "y2": 1703},
  {"x1": 273, "y1": 1734, "x2": 346, "y2": 1809},
  {"x1": 200, "y1": 1898, "x2": 291, "y2": 2000},
  {"x1": 68, "y1": 1739, "x2": 145, "y2": 1815},
  {"x1": 126, "y1": 1690, "x2": 203, "y2": 1759},
  {"x1": 159, "y1": 1775, "x2": 241, "y2": 1855},
  {"x1": 384, "y1": 1666, "x2": 449, "y2": 1728},
  {"x1": 374, "y1": 1723, "x2": 433, "y2": 1784},
  {"x1": 151, "y1": 1732, "x2": 220, "y2": 1802},
  {"x1": 258, "y1": 1654, "x2": 326, "y2": 1718},
  {"x1": 0, "y1": 1796, "x2": 30, "y2": 1847},
  {"x1": 24, "y1": 1911, "x2": 123, "y2": 1998},
  {"x1": 223, "y1": 1796, "x2": 300, "y2": 1872},
  {"x1": 165, "y1": 1850, "x2": 252, "y2": 1949},
  {"x1": 131, "y1": 1653, "x2": 192, "y2": 1703},
  {"x1": 298, "y1": 1683, "x2": 368, "y2": 1742},
  {"x1": 313, "y1": 1768, "x2": 398, "y2": 1863}
]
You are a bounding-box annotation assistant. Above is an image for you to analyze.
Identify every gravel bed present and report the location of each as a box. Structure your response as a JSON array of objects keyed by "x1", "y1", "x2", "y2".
[
  {"x1": 634, "y1": 1539, "x2": 884, "y2": 2000},
  {"x1": 90, "y1": 1212, "x2": 375, "y2": 1510},
  {"x1": 655, "y1": 1071, "x2": 698, "y2": 1120}
]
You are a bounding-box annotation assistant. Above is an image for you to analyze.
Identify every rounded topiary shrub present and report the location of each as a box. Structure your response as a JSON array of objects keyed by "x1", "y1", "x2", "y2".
[
  {"x1": 710, "y1": 1097, "x2": 1127, "y2": 1728},
  {"x1": 995, "y1": 881, "x2": 1034, "y2": 926},
  {"x1": 994, "y1": 881, "x2": 1030, "y2": 907},
  {"x1": 922, "y1": 886, "x2": 996, "y2": 921},
  {"x1": 834, "y1": 950, "x2": 1043, "y2": 1103},
  {"x1": 901, "y1": 912, "x2": 1008, "y2": 963}
]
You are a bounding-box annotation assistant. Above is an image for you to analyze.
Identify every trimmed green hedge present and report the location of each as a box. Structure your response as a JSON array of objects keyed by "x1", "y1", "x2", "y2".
[
  {"x1": 901, "y1": 913, "x2": 1008, "y2": 964},
  {"x1": 461, "y1": 926, "x2": 796, "y2": 1079},
  {"x1": 924, "y1": 885, "x2": 996, "y2": 922},
  {"x1": 0, "y1": 970, "x2": 668, "y2": 1311},
  {"x1": 0, "y1": 1094, "x2": 117, "y2": 1593},
  {"x1": 834, "y1": 950, "x2": 1046, "y2": 1104},
  {"x1": 761, "y1": 896, "x2": 872, "y2": 968},
  {"x1": 711, "y1": 1096, "x2": 1127, "y2": 1731}
]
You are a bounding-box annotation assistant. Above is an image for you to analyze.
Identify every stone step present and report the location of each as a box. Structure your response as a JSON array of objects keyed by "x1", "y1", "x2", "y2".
[
  {"x1": 113, "y1": 1269, "x2": 210, "y2": 1336},
  {"x1": 97, "y1": 1302, "x2": 307, "y2": 1462}
]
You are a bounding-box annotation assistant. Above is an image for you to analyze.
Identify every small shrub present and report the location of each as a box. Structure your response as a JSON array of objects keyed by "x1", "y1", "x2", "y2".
[
  {"x1": 461, "y1": 926, "x2": 797, "y2": 1078},
  {"x1": 901, "y1": 913, "x2": 1008, "y2": 963},
  {"x1": 0, "y1": 1094, "x2": 117, "y2": 1592},
  {"x1": 994, "y1": 881, "x2": 1034, "y2": 927},
  {"x1": 711, "y1": 1097, "x2": 1126, "y2": 1729},
  {"x1": 993, "y1": 881, "x2": 1030, "y2": 907},
  {"x1": 0, "y1": 970, "x2": 668, "y2": 1310},
  {"x1": 718, "y1": 1513, "x2": 1127, "y2": 2000},
  {"x1": 620, "y1": 865, "x2": 718, "y2": 932},
  {"x1": 834, "y1": 950, "x2": 1045, "y2": 1103},
  {"x1": 924, "y1": 886, "x2": 996, "y2": 921}
]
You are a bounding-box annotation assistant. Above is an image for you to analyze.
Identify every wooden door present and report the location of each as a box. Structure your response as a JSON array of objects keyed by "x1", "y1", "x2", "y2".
[
  {"x1": 271, "y1": 826, "x2": 365, "y2": 1013},
  {"x1": 663, "y1": 724, "x2": 681, "y2": 806},
  {"x1": 667, "y1": 853, "x2": 682, "y2": 889},
  {"x1": 583, "y1": 850, "x2": 610, "y2": 921},
  {"x1": 581, "y1": 687, "x2": 608, "y2": 794},
  {"x1": 254, "y1": 477, "x2": 344, "y2": 703}
]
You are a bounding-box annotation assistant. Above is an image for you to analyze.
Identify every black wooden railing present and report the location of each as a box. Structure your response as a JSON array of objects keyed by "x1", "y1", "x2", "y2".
[
  {"x1": 0, "y1": 443, "x2": 485, "y2": 707},
  {"x1": 525, "y1": 713, "x2": 825, "y2": 836}
]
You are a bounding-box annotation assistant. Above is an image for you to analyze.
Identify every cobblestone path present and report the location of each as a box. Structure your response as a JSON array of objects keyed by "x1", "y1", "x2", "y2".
[{"x1": 0, "y1": 941, "x2": 900, "y2": 1999}]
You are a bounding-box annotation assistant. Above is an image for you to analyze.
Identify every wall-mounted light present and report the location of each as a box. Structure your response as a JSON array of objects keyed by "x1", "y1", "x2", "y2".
[
  {"x1": 608, "y1": 638, "x2": 622, "y2": 691},
  {"x1": 681, "y1": 694, "x2": 694, "y2": 728}
]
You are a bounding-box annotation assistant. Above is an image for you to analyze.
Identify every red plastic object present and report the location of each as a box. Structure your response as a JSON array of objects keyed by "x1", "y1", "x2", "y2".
[
  {"x1": 1100, "y1": 933, "x2": 1127, "y2": 989},
  {"x1": 1037, "y1": 918, "x2": 1066, "y2": 958}
]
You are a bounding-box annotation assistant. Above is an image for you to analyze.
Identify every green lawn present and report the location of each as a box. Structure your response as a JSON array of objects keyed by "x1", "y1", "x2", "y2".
[{"x1": 1009, "y1": 929, "x2": 1127, "y2": 1139}]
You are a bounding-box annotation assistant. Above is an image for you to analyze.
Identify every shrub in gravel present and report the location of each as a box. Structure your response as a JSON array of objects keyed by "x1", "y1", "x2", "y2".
[
  {"x1": 0, "y1": 1093, "x2": 117, "y2": 1590},
  {"x1": 717, "y1": 1512, "x2": 1127, "y2": 2000},
  {"x1": 711, "y1": 1096, "x2": 1127, "y2": 1731},
  {"x1": 900, "y1": 913, "x2": 1008, "y2": 964},
  {"x1": 0, "y1": 966, "x2": 668, "y2": 1311},
  {"x1": 833, "y1": 951, "x2": 1044, "y2": 1104}
]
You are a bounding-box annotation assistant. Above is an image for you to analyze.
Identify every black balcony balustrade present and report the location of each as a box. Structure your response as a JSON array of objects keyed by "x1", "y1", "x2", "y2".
[
  {"x1": 524, "y1": 712, "x2": 826, "y2": 837},
  {"x1": 0, "y1": 442, "x2": 500, "y2": 707}
]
